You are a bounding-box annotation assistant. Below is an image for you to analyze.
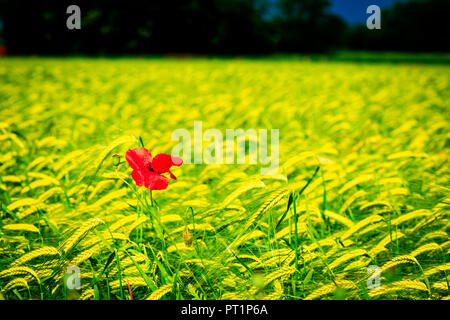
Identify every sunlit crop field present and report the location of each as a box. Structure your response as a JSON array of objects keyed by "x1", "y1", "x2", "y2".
[{"x1": 0, "y1": 58, "x2": 449, "y2": 300}]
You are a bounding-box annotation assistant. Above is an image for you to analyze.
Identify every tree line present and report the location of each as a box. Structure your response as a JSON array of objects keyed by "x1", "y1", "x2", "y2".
[{"x1": 0, "y1": 0, "x2": 448, "y2": 55}]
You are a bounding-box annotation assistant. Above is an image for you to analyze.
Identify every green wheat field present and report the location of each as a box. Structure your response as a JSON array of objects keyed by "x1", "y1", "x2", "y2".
[{"x1": 0, "y1": 57, "x2": 449, "y2": 300}]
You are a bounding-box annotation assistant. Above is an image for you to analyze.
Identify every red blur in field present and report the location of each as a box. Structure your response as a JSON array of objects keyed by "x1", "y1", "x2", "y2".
[
  {"x1": 126, "y1": 147, "x2": 183, "y2": 190},
  {"x1": 0, "y1": 46, "x2": 7, "y2": 56}
]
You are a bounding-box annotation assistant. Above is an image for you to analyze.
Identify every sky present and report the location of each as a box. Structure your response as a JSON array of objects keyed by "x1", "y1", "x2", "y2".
[{"x1": 329, "y1": 0, "x2": 406, "y2": 23}]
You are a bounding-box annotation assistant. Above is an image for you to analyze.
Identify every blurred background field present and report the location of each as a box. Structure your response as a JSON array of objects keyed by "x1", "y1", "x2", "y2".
[{"x1": 0, "y1": 56, "x2": 449, "y2": 300}]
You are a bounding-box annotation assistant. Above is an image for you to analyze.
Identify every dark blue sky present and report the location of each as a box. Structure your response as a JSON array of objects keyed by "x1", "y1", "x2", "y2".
[{"x1": 329, "y1": 0, "x2": 406, "y2": 23}]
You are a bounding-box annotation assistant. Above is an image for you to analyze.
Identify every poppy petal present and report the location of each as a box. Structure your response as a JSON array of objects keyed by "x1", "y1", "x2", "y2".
[
  {"x1": 151, "y1": 154, "x2": 183, "y2": 179},
  {"x1": 144, "y1": 172, "x2": 169, "y2": 190},
  {"x1": 131, "y1": 169, "x2": 145, "y2": 187},
  {"x1": 126, "y1": 148, "x2": 152, "y2": 170}
]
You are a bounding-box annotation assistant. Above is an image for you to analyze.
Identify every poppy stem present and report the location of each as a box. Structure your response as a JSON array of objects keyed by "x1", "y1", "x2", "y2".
[{"x1": 149, "y1": 189, "x2": 153, "y2": 207}]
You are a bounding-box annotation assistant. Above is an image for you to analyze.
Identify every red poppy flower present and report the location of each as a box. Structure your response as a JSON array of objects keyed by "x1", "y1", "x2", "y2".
[{"x1": 125, "y1": 148, "x2": 183, "y2": 190}]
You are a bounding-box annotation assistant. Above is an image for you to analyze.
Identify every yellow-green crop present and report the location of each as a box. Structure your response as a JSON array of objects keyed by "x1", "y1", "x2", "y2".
[{"x1": 0, "y1": 57, "x2": 449, "y2": 300}]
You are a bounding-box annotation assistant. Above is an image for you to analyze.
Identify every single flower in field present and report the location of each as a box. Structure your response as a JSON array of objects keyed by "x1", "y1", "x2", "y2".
[{"x1": 126, "y1": 147, "x2": 183, "y2": 190}]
